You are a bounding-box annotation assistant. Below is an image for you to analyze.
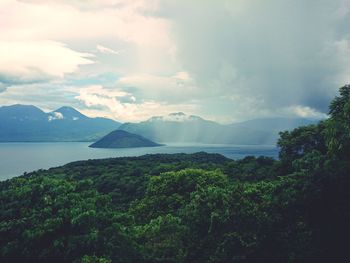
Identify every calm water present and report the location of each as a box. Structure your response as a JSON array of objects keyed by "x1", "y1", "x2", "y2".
[{"x1": 0, "y1": 142, "x2": 278, "y2": 180}]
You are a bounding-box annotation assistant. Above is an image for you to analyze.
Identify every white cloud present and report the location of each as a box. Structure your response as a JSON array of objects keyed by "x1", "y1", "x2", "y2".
[
  {"x1": 18, "y1": 0, "x2": 159, "y2": 12},
  {"x1": 96, "y1": 44, "x2": 123, "y2": 55},
  {"x1": 0, "y1": 40, "x2": 93, "y2": 85},
  {"x1": 117, "y1": 71, "x2": 197, "y2": 101},
  {"x1": 75, "y1": 85, "x2": 197, "y2": 122},
  {"x1": 48, "y1": 111, "x2": 64, "y2": 121},
  {"x1": 160, "y1": 112, "x2": 200, "y2": 122},
  {"x1": 119, "y1": 72, "x2": 194, "y2": 90},
  {"x1": 0, "y1": 82, "x2": 80, "y2": 111},
  {"x1": 284, "y1": 105, "x2": 328, "y2": 119},
  {"x1": 0, "y1": 0, "x2": 177, "y2": 81},
  {"x1": 1, "y1": 0, "x2": 172, "y2": 49},
  {"x1": 78, "y1": 85, "x2": 131, "y2": 98}
]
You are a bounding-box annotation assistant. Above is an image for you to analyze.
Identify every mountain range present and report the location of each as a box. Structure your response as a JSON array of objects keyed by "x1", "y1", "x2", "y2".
[
  {"x1": 0, "y1": 104, "x2": 121, "y2": 142},
  {"x1": 119, "y1": 112, "x2": 320, "y2": 145},
  {"x1": 0, "y1": 105, "x2": 321, "y2": 144}
]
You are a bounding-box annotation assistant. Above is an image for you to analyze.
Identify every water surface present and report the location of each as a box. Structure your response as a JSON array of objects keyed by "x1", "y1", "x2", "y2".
[{"x1": 0, "y1": 142, "x2": 278, "y2": 180}]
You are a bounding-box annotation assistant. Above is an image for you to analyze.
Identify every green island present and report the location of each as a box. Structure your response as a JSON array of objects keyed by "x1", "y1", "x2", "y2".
[
  {"x1": 89, "y1": 130, "x2": 163, "y2": 148},
  {"x1": 1, "y1": 86, "x2": 350, "y2": 262}
]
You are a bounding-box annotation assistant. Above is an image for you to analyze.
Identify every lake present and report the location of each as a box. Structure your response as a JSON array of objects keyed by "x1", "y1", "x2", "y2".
[{"x1": 0, "y1": 142, "x2": 278, "y2": 180}]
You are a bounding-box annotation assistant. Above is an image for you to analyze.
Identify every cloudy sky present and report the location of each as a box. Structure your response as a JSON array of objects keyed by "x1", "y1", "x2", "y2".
[{"x1": 0, "y1": 0, "x2": 350, "y2": 123}]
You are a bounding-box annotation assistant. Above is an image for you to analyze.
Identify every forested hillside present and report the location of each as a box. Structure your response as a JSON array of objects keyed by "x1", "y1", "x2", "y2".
[{"x1": 1, "y1": 86, "x2": 350, "y2": 263}]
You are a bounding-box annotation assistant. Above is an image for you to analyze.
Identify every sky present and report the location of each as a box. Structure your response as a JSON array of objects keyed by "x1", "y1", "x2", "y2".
[{"x1": 0, "y1": 0, "x2": 350, "y2": 123}]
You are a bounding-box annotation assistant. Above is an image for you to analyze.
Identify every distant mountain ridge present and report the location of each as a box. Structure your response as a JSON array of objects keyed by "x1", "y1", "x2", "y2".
[
  {"x1": 0, "y1": 104, "x2": 121, "y2": 142},
  {"x1": 0, "y1": 105, "x2": 321, "y2": 144},
  {"x1": 48, "y1": 106, "x2": 88, "y2": 121},
  {"x1": 90, "y1": 130, "x2": 163, "y2": 148},
  {"x1": 119, "y1": 113, "x2": 321, "y2": 145}
]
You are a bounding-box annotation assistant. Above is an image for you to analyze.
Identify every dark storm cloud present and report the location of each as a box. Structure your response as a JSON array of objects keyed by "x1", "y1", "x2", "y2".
[{"x1": 156, "y1": 0, "x2": 350, "y2": 116}]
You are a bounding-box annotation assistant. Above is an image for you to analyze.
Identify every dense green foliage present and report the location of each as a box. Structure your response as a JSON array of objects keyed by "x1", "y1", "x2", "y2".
[{"x1": 1, "y1": 86, "x2": 350, "y2": 262}]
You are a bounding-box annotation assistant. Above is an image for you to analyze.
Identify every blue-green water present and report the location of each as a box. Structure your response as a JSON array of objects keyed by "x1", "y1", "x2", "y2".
[{"x1": 0, "y1": 143, "x2": 278, "y2": 180}]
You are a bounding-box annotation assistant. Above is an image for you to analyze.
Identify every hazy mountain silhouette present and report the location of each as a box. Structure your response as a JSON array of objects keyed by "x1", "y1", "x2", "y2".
[
  {"x1": 0, "y1": 104, "x2": 121, "y2": 142},
  {"x1": 90, "y1": 130, "x2": 163, "y2": 148},
  {"x1": 119, "y1": 113, "x2": 319, "y2": 145}
]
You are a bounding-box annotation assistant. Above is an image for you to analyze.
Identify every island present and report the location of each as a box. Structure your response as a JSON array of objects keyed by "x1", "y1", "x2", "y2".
[{"x1": 89, "y1": 129, "x2": 164, "y2": 148}]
